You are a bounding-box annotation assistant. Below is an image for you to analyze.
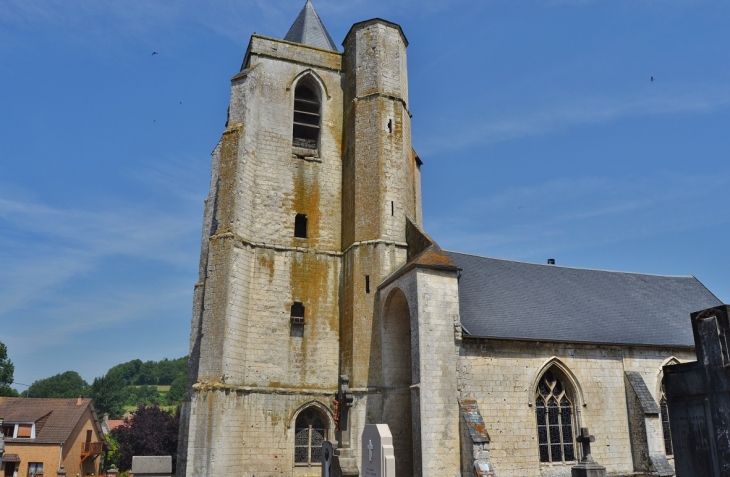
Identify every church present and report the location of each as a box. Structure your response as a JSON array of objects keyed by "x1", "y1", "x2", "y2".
[{"x1": 177, "y1": 2, "x2": 722, "y2": 476}]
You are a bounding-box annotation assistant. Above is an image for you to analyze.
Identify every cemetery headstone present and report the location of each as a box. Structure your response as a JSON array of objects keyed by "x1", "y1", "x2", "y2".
[
  {"x1": 130, "y1": 455, "x2": 172, "y2": 477},
  {"x1": 664, "y1": 305, "x2": 730, "y2": 477},
  {"x1": 361, "y1": 424, "x2": 395, "y2": 477},
  {"x1": 571, "y1": 428, "x2": 607, "y2": 477},
  {"x1": 322, "y1": 441, "x2": 337, "y2": 477}
]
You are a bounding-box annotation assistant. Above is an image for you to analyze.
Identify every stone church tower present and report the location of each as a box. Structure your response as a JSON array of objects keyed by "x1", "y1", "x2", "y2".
[
  {"x1": 178, "y1": 3, "x2": 723, "y2": 477},
  {"x1": 178, "y1": 2, "x2": 461, "y2": 476}
]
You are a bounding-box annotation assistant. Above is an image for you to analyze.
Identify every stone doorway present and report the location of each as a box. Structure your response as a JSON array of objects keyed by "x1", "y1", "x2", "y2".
[{"x1": 381, "y1": 288, "x2": 414, "y2": 476}]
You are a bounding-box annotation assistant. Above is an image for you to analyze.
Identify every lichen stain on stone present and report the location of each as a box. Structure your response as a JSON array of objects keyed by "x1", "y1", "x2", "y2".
[
  {"x1": 291, "y1": 162, "x2": 322, "y2": 247},
  {"x1": 289, "y1": 251, "x2": 338, "y2": 387},
  {"x1": 216, "y1": 123, "x2": 244, "y2": 235},
  {"x1": 257, "y1": 249, "x2": 276, "y2": 283}
]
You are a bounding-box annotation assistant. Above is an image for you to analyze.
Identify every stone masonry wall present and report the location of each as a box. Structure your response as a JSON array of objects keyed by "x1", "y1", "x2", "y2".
[
  {"x1": 183, "y1": 37, "x2": 344, "y2": 477},
  {"x1": 459, "y1": 339, "x2": 695, "y2": 477},
  {"x1": 373, "y1": 268, "x2": 462, "y2": 477}
]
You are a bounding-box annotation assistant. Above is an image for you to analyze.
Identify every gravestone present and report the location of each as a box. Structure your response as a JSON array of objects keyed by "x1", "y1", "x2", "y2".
[
  {"x1": 361, "y1": 424, "x2": 395, "y2": 477},
  {"x1": 130, "y1": 455, "x2": 172, "y2": 477},
  {"x1": 664, "y1": 305, "x2": 730, "y2": 477},
  {"x1": 322, "y1": 441, "x2": 338, "y2": 477},
  {"x1": 571, "y1": 428, "x2": 607, "y2": 477}
]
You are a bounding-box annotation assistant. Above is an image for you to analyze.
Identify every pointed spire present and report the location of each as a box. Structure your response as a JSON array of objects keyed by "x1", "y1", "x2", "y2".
[{"x1": 283, "y1": 0, "x2": 338, "y2": 51}]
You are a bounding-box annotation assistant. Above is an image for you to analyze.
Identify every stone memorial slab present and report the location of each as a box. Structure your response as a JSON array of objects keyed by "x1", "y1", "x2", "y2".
[
  {"x1": 131, "y1": 455, "x2": 172, "y2": 477},
  {"x1": 361, "y1": 424, "x2": 395, "y2": 477}
]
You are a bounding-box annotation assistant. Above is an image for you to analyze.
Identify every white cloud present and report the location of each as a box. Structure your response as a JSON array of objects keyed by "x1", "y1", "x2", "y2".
[
  {"x1": 420, "y1": 83, "x2": 730, "y2": 154},
  {"x1": 430, "y1": 173, "x2": 730, "y2": 256}
]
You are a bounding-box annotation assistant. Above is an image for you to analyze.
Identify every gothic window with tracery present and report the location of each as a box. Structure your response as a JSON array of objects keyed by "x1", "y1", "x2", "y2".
[
  {"x1": 294, "y1": 407, "x2": 327, "y2": 465},
  {"x1": 535, "y1": 370, "x2": 576, "y2": 463},
  {"x1": 292, "y1": 79, "x2": 321, "y2": 150},
  {"x1": 660, "y1": 380, "x2": 673, "y2": 455}
]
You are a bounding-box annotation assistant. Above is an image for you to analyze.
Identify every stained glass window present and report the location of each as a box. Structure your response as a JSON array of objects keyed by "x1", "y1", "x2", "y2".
[
  {"x1": 660, "y1": 381, "x2": 673, "y2": 455},
  {"x1": 535, "y1": 370, "x2": 576, "y2": 463},
  {"x1": 294, "y1": 407, "x2": 328, "y2": 465}
]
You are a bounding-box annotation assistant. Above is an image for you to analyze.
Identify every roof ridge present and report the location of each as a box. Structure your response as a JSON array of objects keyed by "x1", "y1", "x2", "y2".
[{"x1": 444, "y1": 249, "x2": 696, "y2": 279}]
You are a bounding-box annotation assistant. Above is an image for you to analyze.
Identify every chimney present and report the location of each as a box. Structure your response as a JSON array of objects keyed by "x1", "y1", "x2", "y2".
[
  {"x1": 547, "y1": 259, "x2": 555, "y2": 265},
  {"x1": 77, "y1": 396, "x2": 82, "y2": 405}
]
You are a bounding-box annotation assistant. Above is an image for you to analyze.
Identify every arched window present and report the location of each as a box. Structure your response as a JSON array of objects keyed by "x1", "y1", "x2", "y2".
[
  {"x1": 660, "y1": 380, "x2": 673, "y2": 455},
  {"x1": 295, "y1": 407, "x2": 327, "y2": 465},
  {"x1": 291, "y1": 302, "x2": 305, "y2": 325},
  {"x1": 292, "y1": 79, "x2": 321, "y2": 150},
  {"x1": 535, "y1": 369, "x2": 576, "y2": 463}
]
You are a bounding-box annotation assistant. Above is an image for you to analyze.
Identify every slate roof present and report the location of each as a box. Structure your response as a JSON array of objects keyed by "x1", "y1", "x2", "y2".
[
  {"x1": 0, "y1": 397, "x2": 105, "y2": 445},
  {"x1": 446, "y1": 251, "x2": 723, "y2": 347},
  {"x1": 283, "y1": 0, "x2": 338, "y2": 51},
  {"x1": 625, "y1": 371, "x2": 660, "y2": 414}
]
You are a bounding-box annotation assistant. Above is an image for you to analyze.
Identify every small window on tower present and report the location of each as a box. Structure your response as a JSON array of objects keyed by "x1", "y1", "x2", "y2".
[
  {"x1": 292, "y1": 80, "x2": 321, "y2": 150},
  {"x1": 291, "y1": 302, "x2": 305, "y2": 325},
  {"x1": 295, "y1": 214, "x2": 308, "y2": 238}
]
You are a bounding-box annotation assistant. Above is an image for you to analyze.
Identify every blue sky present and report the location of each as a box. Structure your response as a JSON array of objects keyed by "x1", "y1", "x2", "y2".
[{"x1": 1, "y1": 0, "x2": 728, "y2": 390}]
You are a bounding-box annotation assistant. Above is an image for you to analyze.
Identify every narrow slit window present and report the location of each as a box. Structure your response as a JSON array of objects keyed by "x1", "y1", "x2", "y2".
[
  {"x1": 292, "y1": 81, "x2": 321, "y2": 150},
  {"x1": 391, "y1": 201, "x2": 394, "y2": 216},
  {"x1": 388, "y1": 119, "x2": 393, "y2": 133},
  {"x1": 291, "y1": 302, "x2": 305, "y2": 325},
  {"x1": 295, "y1": 214, "x2": 308, "y2": 238},
  {"x1": 365, "y1": 275, "x2": 370, "y2": 294}
]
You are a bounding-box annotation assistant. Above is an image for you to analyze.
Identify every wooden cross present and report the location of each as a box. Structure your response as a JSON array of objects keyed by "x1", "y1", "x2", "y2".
[{"x1": 576, "y1": 427, "x2": 595, "y2": 462}]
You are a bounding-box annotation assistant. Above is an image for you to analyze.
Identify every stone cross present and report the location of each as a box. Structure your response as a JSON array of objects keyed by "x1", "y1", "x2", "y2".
[
  {"x1": 368, "y1": 440, "x2": 373, "y2": 462},
  {"x1": 576, "y1": 427, "x2": 595, "y2": 462}
]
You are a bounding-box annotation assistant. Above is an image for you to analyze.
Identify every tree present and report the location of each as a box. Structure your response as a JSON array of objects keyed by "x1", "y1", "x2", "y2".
[
  {"x1": 166, "y1": 373, "x2": 187, "y2": 406},
  {"x1": 0, "y1": 340, "x2": 17, "y2": 397},
  {"x1": 26, "y1": 371, "x2": 89, "y2": 398},
  {"x1": 124, "y1": 385, "x2": 161, "y2": 407},
  {"x1": 108, "y1": 359, "x2": 143, "y2": 386},
  {"x1": 89, "y1": 371, "x2": 127, "y2": 418},
  {"x1": 135, "y1": 361, "x2": 158, "y2": 385},
  {"x1": 110, "y1": 404, "x2": 180, "y2": 473},
  {"x1": 104, "y1": 433, "x2": 122, "y2": 471}
]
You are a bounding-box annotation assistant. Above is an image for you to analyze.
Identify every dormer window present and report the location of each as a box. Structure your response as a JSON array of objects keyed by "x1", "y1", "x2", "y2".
[
  {"x1": 3, "y1": 422, "x2": 35, "y2": 438},
  {"x1": 292, "y1": 80, "x2": 321, "y2": 150}
]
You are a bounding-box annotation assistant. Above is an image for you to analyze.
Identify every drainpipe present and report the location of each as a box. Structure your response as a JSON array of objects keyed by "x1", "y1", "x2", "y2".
[{"x1": 58, "y1": 442, "x2": 63, "y2": 471}]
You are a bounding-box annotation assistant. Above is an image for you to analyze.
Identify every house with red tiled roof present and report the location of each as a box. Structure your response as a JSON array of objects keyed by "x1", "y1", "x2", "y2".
[
  {"x1": 0, "y1": 397, "x2": 109, "y2": 477},
  {"x1": 100, "y1": 415, "x2": 124, "y2": 436}
]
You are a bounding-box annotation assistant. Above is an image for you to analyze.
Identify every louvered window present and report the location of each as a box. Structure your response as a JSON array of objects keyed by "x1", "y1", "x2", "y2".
[
  {"x1": 294, "y1": 408, "x2": 327, "y2": 465},
  {"x1": 536, "y1": 370, "x2": 576, "y2": 463},
  {"x1": 292, "y1": 82, "x2": 320, "y2": 149}
]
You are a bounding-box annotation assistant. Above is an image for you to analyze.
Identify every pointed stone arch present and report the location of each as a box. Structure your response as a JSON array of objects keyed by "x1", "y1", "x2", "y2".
[
  {"x1": 528, "y1": 357, "x2": 586, "y2": 409},
  {"x1": 287, "y1": 69, "x2": 331, "y2": 100},
  {"x1": 380, "y1": 286, "x2": 414, "y2": 477},
  {"x1": 290, "y1": 400, "x2": 335, "y2": 431},
  {"x1": 656, "y1": 356, "x2": 681, "y2": 396}
]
